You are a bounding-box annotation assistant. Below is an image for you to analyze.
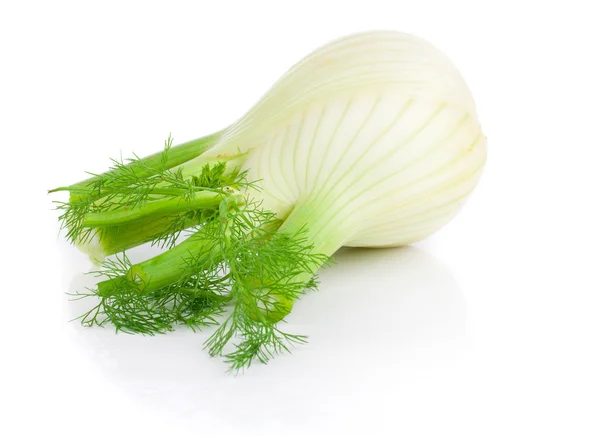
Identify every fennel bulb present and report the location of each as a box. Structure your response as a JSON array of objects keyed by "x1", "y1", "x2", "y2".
[{"x1": 195, "y1": 31, "x2": 485, "y2": 251}]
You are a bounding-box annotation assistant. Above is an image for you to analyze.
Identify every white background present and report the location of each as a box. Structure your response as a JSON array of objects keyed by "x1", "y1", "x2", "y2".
[{"x1": 2, "y1": 1, "x2": 599, "y2": 435}]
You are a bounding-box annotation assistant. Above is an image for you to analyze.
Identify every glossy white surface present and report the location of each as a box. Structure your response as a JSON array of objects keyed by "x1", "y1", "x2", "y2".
[{"x1": 2, "y1": 1, "x2": 599, "y2": 435}]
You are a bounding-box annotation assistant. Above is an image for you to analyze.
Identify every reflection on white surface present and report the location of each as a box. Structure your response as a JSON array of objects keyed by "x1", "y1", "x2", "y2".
[
  {"x1": 290, "y1": 246, "x2": 467, "y2": 359},
  {"x1": 66, "y1": 246, "x2": 467, "y2": 434}
]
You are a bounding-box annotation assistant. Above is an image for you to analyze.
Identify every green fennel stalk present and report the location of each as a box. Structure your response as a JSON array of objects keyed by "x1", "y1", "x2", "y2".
[{"x1": 55, "y1": 136, "x2": 330, "y2": 370}]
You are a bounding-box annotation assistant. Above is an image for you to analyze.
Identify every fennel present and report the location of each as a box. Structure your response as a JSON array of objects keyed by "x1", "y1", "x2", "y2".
[{"x1": 52, "y1": 31, "x2": 486, "y2": 370}]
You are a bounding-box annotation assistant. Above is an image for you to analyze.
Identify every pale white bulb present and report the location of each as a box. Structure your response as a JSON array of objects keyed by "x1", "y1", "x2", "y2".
[{"x1": 197, "y1": 31, "x2": 486, "y2": 253}]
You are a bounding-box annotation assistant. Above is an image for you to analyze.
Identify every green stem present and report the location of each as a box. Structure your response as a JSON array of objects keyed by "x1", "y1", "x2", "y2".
[
  {"x1": 261, "y1": 200, "x2": 351, "y2": 323},
  {"x1": 51, "y1": 131, "x2": 222, "y2": 198},
  {"x1": 94, "y1": 214, "x2": 202, "y2": 256},
  {"x1": 98, "y1": 228, "x2": 221, "y2": 296},
  {"x1": 83, "y1": 191, "x2": 229, "y2": 227}
]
